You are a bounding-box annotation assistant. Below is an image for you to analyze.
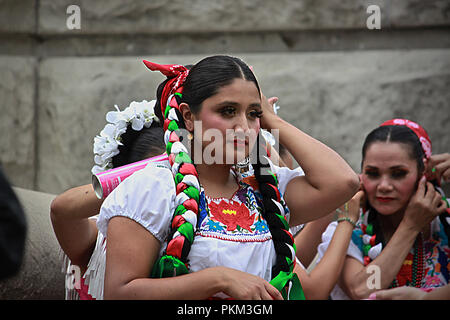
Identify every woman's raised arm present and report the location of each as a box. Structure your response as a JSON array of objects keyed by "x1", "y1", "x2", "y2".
[
  {"x1": 50, "y1": 184, "x2": 102, "y2": 270},
  {"x1": 260, "y1": 96, "x2": 360, "y2": 226}
]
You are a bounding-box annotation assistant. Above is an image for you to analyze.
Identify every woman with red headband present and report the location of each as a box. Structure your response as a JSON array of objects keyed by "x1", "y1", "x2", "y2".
[
  {"x1": 97, "y1": 55, "x2": 359, "y2": 299},
  {"x1": 318, "y1": 119, "x2": 450, "y2": 299}
]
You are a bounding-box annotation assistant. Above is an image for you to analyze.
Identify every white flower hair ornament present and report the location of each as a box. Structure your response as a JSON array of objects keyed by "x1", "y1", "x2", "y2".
[{"x1": 91, "y1": 100, "x2": 159, "y2": 174}]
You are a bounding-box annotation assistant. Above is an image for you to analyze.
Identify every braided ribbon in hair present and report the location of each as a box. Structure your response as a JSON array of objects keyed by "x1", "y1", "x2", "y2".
[{"x1": 143, "y1": 60, "x2": 199, "y2": 277}]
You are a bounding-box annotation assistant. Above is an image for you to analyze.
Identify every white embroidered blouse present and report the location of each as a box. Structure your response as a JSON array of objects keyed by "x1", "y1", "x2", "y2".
[{"x1": 94, "y1": 160, "x2": 303, "y2": 298}]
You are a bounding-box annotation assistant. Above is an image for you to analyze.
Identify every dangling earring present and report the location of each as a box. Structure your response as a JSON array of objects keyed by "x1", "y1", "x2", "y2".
[
  {"x1": 182, "y1": 131, "x2": 195, "y2": 162},
  {"x1": 236, "y1": 157, "x2": 250, "y2": 173}
]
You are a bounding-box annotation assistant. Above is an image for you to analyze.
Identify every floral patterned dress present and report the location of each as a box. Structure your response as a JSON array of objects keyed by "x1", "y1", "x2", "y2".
[{"x1": 421, "y1": 218, "x2": 449, "y2": 288}]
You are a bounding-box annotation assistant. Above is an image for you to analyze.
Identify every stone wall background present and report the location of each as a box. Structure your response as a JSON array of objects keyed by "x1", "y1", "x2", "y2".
[{"x1": 1, "y1": 0, "x2": 449, "y2": 195}]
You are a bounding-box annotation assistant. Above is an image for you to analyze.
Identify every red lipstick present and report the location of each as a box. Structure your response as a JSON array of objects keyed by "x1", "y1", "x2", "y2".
[{"x1": 376, "y1": 197, "x2": 394, "y2": 203}]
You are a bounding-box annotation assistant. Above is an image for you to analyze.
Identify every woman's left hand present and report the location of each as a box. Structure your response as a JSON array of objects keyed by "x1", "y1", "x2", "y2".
[{"x1": 368, "y1": 287, "x2": 427, "y2": 300}]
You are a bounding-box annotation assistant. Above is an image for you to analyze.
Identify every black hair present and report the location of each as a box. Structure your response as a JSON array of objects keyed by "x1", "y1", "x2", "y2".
[
  {"x1": 362, "y1": 125, "x2": 425, "y2": 174},
  {"x1": 154, "y1": 57, "x2": 260, "y2": 123},
  {"x1": 111, "y1": 121, "x2": 165, "y2": 168},
  {"x1": 181, "y1": 56, "x2": 260, "y2": 113},
  {"x1": 361, "y1": 125, "x2": 450, "y2": 246}
]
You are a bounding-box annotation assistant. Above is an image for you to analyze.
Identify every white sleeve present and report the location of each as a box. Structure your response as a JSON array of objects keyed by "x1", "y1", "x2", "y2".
[
  {"x1": 96, "y1": 163, "x2": 175, "y2": 243},
  {"x1": 268, "y1": 159, "x2": 305, "y2": 196},
  {"x1": 317, "y1": 221, "x2": 364, "y2": 264}
]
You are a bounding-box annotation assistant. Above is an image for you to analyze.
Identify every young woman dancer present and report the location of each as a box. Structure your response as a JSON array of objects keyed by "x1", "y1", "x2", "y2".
[{"x1": 98, "y1": 55, "x2": 360, "y2": 299}]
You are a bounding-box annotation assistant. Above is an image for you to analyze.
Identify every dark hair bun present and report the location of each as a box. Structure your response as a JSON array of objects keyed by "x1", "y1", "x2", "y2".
[{"x1": 111, "y1": 121, "x2": 164, "y2": 168}]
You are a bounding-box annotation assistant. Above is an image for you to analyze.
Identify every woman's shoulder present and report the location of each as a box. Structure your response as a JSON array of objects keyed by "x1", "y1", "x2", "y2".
[
  {"x1": 243, "y1": 158, "x2": 304, "y2": 195},
  {"x1": 111, "y1": 159, "x2": 175, "y2": 198},
  {"x1": 139, "y1": 159, "x2": 174, "y2": 181},
  {"x1": 97, "y1": 160, "x2": 176, "y2": 242}
]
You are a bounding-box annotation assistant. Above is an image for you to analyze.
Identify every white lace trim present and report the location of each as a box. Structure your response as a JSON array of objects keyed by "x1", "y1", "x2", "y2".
[{"x1": 84, "y1": 231, "x2": 107, "y2": 300}]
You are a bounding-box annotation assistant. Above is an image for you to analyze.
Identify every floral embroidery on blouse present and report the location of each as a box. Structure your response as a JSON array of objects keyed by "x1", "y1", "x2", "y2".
[
  {"x1": 208, "y1": 199, "x2": 256, "y2": 232},
  {"x1": 195, "y1": 171, "x2": 289, "y2": 243}
]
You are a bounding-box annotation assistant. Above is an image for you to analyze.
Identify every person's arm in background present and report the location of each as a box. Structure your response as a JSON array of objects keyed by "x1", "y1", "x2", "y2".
[
  {"x1": 50, "y1": 184, "x2": 102, "y2": 271},
  {"x1": 426, "y1": 153, "x2": 450, "y2": 184},
  {"x1": 260, "y1": 95, "x2": 360, "y2": 226},
  {"x1": 370, "y1": 283, "x2": 450, "y2": 300},
  {"x1": 294, "y1": 213, "x2": 334, "y2": 268},
  {"x1": 295, "y1": 191, "x2": 363, "y2": 299}
]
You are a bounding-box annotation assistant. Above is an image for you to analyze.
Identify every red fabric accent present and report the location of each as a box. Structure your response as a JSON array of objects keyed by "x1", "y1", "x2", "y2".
[
  {"x1": 169, "y1": 153, "x2": 175, "y2": 166},
  {"x1": 172, "y1": 215, "x2": 186, "y2": 229},
  {"x1": 183, "y1": 198, "x2": 198, "y2": 213},
  {"x1": 370, "y1": 235, "x2": 376, "y2": 246},
  {"x1": 142, "y1": 60, "x2": 189, "y2": 116},
  {"x1": 282, "y1": 229, "x2": 294, "y2": 244},
  {"x1": 395, "y1": 252, "x2": 414, "y2": 287},
  {"x1": 176, "y1": 182, "x2": 188, "y2": 195},
  {"x1": 169, "y1": 131, "x2": 180, "y2": 143},
  {"x1": 163, "y1": 118, "x2": 171, "y2": 131},
  {"x1": 265, "y1": 145, "x2": 271, "y2": 158},
  {"x1": 168, "y1": 92, "x2": 180, "y2": 109},
  {"x1": 75, "y1": 277, "x2": 95, "y2": 300},
  {"x1": 142, "y1": 61, "x2": 186, "y2": 78},
  {"x1": 166, "y1": 236, "x2": 185, "y2": 258},
  {"x1": 242, "y1": 176, "x2": 259, "y2": 191},
  {"x1": 380, "y1": 119, "x2": 432, "y2": 159},
  {"x1": 179, "y1": 163, "x2": 198, "y2": 178},
  {"x1": 267, "y1": 183, "x2": 281, "y2": 202}
]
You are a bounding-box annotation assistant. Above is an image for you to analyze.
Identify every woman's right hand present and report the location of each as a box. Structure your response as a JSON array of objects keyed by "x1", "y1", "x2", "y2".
[
  {"x1": 401, "y1": 176, "x2": 447, "y2": 232},
  {"x1": 425, "y1": 152, "x2": 450, "y2": 184},
  {"x1": 218, "y1": 267, "x2": 283, "y2": 300},
  {"x1": 336, "y1": 189, "x2": 365, "y2": 225}
]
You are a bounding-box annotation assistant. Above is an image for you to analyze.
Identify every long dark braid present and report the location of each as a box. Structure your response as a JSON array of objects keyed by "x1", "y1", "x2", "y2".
[{"x1": 253, "y1": 134, "x2": 304, "y2": 299}]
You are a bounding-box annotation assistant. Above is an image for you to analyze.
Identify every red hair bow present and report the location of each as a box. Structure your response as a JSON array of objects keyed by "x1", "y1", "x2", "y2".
[
  {"x1": 143, "y1": 60, "x2": 189, "y2": 116},
  {"x1": 380, "y1": 118, "x2": 432, "y2": 159}
]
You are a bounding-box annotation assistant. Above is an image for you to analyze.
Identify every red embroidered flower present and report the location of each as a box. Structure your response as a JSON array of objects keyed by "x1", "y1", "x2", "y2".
[
  {"x1": 396, "y1": 252, "x2": 413, "y2": 286},
  {"x1": 425, "y1": 275, "x2": 441, "y2": 287},
  {"x1": 209, "y1": 199, "x2": 255, "y2": 232},
  {"x1": 242, "y1": 176, "x2": 259, "y2": 191}
]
